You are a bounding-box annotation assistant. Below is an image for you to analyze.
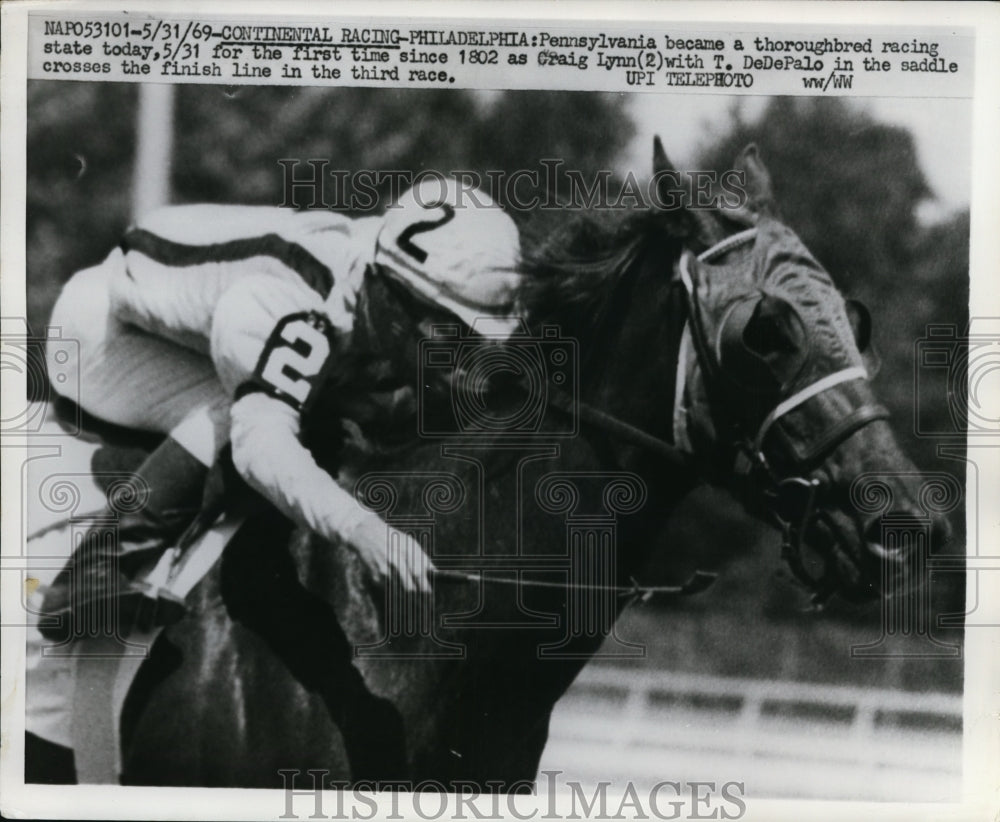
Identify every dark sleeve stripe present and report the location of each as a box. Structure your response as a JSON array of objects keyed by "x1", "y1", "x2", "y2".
[{"x1": 119, "y1": 228, "x2": 334, "y2": 298}]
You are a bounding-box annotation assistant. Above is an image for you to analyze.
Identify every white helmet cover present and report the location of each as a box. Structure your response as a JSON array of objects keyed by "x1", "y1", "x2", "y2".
[{"x1": 374, "y1": 177, "x2": 523, "y2": 338}]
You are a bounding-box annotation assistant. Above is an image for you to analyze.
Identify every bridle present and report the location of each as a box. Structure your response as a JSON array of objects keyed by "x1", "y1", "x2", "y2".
[
  {"x1": 548, "y1": 227, "x2": 889, "y2": 604},
  {"x1": 157, "y1": 230, "x2": 887, "y2": 608},
  {"x1": 354, "y1": 231, "x2": 891, "y2": 605},
  {"x1": 673, "y1": 228, "x2": 890, "y2": 604}
]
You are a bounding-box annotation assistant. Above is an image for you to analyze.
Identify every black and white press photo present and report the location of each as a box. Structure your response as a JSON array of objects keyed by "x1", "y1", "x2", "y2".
[{"x1": 1, "y1": 3, "x2": 997, "y2": 821}]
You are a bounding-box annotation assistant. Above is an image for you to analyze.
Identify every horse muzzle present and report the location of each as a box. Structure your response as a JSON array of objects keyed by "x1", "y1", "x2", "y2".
[
  {"x1": 857, "y1": 510, "x2": 953, "y2": 598},
  {"x1": 763, "y1": 472, "x2": 954, "y2": 605}
]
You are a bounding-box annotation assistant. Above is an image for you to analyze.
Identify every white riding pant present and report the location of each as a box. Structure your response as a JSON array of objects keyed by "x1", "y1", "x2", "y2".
[
  {"x1": 46, "y1": 250, "x2": 230, "y2": 466},
  {"x1": 28, "y1": 252, "x2": 233, "y2": 751}
]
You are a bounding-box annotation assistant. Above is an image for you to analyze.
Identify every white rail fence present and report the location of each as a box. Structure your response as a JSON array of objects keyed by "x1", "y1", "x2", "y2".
[{"x1": 540, "y1": 665, "x2": 963, "y2": 802}]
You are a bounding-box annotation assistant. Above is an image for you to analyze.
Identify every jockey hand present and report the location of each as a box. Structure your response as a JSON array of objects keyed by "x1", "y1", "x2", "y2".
[{"x1": 344, "y1": 514, "x2": 435, "y2": 594}]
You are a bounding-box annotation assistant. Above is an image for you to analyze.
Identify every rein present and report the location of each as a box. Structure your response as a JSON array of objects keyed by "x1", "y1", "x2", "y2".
[
  {"x1": 175, "y1": 229, "x2": 883, "y2": 608},
  {"x1": 431, "y1": 567, "x2": 717, "y2": 605}
]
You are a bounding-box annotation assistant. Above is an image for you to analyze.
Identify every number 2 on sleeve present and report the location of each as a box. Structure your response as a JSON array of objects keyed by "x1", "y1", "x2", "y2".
[{"x1": 256, "y1": 314, "x2": 331, "y2": 409}]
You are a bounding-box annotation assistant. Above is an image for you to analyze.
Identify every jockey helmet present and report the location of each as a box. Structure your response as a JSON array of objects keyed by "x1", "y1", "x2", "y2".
[{"x1": 373, "y1": 177, "x2": 523, "y2": 339}]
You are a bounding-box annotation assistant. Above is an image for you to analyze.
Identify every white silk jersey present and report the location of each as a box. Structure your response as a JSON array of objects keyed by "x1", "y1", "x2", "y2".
[
  {"x1": 110, "y1": 204, "x2": 381, "y2": 354},
  {"x1": 107, "y1": 203, "x2": 383, "y2": 546}
]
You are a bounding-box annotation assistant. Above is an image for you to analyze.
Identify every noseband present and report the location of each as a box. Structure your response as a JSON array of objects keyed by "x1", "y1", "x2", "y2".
[{"x1": 676, "y1": 229, "x2": 890, "y2": 604}]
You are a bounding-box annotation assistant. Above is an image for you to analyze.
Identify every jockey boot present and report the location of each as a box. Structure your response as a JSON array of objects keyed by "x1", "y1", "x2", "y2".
[{"x1": 39, "y1": 436, "x2": 208, "y2": 642}]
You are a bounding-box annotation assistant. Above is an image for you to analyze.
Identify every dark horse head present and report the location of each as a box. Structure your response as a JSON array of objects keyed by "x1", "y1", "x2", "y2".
[
  {"x1": 116, "y1": 142, "x2": 952, "y2": 790},
  {"x1": 520, "y1": 138, "x2": 949, "y2": 604}
]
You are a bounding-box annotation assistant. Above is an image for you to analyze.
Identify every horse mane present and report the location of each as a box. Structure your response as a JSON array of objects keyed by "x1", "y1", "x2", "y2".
[{"x1": 516, "y1": 208, "x2": 685, "y2": 346}]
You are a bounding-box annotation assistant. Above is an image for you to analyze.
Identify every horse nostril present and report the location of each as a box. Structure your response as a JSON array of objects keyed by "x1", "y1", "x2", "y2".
[
  {"x1": 861, "y1": 517, "x2": 903, "y2": 561},
  {"x1": 863, "y1": 518, "x2": 887, "y2": 548},
  {"x1": 863, "y1": 512, "x2": 952, "y2": 557}
]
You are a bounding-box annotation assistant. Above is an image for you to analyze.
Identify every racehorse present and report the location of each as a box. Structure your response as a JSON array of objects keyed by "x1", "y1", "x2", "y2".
[{"x1": 26, "y1": 142, "x2": 948, "y2": 789}]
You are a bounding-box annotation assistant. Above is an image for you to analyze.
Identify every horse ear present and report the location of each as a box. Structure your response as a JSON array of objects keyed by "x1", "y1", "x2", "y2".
[
  {"x1": 652, "y1": 135, "x2": 683, "y2": 210},
  {"x1": 652, "y1": 136, "x2": 722, "y2": 242},
  {"x1": 735, "y1": 144, "x2": 775, "y2": 214},
  {"x1": 845, "y1": 298, "x2": 872, "y2": 352},
  {"x1": 653, "y1": 135, "x2": 674, "y2": 174}
]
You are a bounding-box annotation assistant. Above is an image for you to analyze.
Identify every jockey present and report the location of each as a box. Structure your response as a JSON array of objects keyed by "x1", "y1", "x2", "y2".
[{"x1": 39, "y1": 177, "x2": 523, "y2": 639}]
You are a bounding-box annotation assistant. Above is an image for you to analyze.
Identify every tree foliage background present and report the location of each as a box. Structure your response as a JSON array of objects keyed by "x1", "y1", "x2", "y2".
[
  {"x1": 697, "y1": 97, "x2": 969, "y2": 474},
  {"x1": 26, "y1": 84, "x2": 969, "y2": 691},
  {"x1": 676, "y1": 97, "x2": 968, "y2": 691}
]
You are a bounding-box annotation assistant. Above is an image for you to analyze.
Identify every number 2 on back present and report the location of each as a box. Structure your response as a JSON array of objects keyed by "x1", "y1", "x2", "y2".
[{"x1": 258, "y1": 316, "x2": 331, "y2": 408}]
